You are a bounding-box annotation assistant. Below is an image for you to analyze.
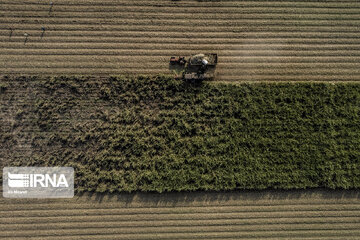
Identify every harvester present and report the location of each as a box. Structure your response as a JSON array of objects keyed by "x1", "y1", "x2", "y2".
[{"x1": 169, "y1": 53, "x2": 218, "y2": 81}]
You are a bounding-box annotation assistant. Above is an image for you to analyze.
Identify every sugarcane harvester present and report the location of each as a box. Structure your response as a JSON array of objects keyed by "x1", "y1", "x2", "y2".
[{"x1": 169, "y1": 53, "x2": 218, "y2": 81}]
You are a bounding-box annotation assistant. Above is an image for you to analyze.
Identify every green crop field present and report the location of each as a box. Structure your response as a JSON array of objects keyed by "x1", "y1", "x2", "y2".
[{"x1": 1, "y1": 75, "x2": 359, "y2": 192}]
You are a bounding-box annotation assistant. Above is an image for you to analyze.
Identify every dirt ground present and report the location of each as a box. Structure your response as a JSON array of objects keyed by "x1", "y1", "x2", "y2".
[
  {"x1": 0, "y1": 189, "x2": 359, "y2": 239},
  {"x1": 1, "y1": 0, "x2": 360, "y2": 81}
]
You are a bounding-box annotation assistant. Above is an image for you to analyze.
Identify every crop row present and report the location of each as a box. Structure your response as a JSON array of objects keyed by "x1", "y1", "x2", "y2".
[
  {"x1": 5, "y1": 30, "x2": 360, "y2": 38},
  {"x1": 1, "y1": 67, "x2": 360, "y2": 75},
  {"x1": 5, "y1": 42, "x2": 360, "y2": 51},
  {"x1": 4, "y1": 55, "x2": 360, "y2": 64},
  {"x1": 2, "y1": 204, "x2": 360, "y2": 216},
  {"x1": 5, "y1": 13, "x2": 360, "y2": 20},
  {"x1": 3, "y1": 49, "x2": 360, "y2": 56},
  {"x1": 5, "y1": 11, "x2": 360, "y2": 19},
  {"x1": 4, "y1": 23, "x2": 360, "y2": 31},
  {"x1": 3, "y1": 230, "x2": 360, "y2": 240},
  {"x1": 5, "y1": 36, "x2": 360, "y2": 45},
  {"x1": 2, "y1": 216, "x2": 359, "y2": 226},
  {"x1": 2, "y1": 210, "x2": 360, "y2": 220},
  {"x1": 2, "y1": 0, "x2": 360, "y2": 80},
  {"x1": 3, "y1": 62, "x2": 360, "y2": 69},
  {"x1": 3, "y1": 1, "x2": 360, "y2": 10},
  {"x1": 3, "y1": 0, "x2": 360, "y2": 6},
  {"x1": 2, "y1": 225, "x2": 360, "y2": 238},
  {"x1": 3, "y1": 30, "x2": 360, "y2": 40},
  {"x1": 6, "y1": 234, "x2": 360, "y2": 240}
]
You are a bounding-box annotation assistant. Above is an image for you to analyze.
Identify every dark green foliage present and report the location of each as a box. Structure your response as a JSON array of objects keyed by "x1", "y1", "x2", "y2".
[
  {"x1": 0, "y1": 82, "x2": 7, "y2": 93},
  {"x1": 1, "y1": 75, "x2": 360, "y2": 192}
]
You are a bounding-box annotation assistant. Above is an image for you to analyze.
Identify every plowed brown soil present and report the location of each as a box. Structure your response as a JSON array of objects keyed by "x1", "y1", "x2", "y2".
[{"x1": 1, "y1": 0, "x2": 360, "y2": 81}]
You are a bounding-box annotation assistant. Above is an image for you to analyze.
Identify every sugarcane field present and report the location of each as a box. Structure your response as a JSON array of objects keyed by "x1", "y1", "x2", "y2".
[{"x1": 1, "y1": 0, "x2": 360, "y2": 239}]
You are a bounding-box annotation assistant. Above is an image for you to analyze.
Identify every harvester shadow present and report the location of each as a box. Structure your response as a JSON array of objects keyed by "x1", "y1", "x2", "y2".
[
  {"x1": 196, "y1": 0, "x2": 221, "y2": 2},
  {"x1": 168, "y1": 63, "x2": 185, "y2": 75}
]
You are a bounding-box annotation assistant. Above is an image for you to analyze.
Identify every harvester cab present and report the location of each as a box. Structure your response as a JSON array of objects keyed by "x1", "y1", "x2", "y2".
[{"x1": 198, "y1": 59, "x2": 209, "y2": 74}]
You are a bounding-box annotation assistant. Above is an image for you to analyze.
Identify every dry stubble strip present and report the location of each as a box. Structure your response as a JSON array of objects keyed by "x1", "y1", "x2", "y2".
[{"x1": 2, "y1": 229, "x2": 360, "y2": 239}]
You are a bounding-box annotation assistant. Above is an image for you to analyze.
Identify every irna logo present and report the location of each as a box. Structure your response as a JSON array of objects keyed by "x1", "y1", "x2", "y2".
[
  {"x1": 7, "y1": 172, "x2": 69, "y2": 188},
  {"x1": 3, "y1": 167, "x2": 74, "y2": 198}
]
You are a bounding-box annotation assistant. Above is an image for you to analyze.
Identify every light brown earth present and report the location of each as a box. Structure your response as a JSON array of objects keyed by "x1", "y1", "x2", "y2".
[
  {"x1": 0, "y1": 189, "x2": 359, "y2": 239},
  {"x1": 1, "y1": 0, "x2": 360, "y2": 81}
]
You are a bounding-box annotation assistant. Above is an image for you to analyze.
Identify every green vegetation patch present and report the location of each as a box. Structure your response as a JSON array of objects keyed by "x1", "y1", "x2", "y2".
[{"x1": 1, "y1": 75, "x2": 359, "y2": 192}]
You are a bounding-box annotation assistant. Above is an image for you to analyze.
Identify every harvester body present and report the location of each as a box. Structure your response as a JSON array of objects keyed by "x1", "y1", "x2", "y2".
[
  {"x1": 188, "y1": 53, "x2": 218, "y2": 66},
  {"x1": 185, "y1": 53, "x2": 218, "y2": 81},
  {"x1": 169, "y1": 53, "x2": 218, "y2": 81}
]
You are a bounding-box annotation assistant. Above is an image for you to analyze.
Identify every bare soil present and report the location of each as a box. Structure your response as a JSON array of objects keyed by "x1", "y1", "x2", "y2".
[
  {"x1": 0, "y1": 189, "x2": 359, "y2": 239},
  {"x1": 1, "y1": 0, "x2": 360, "y2": 81}
]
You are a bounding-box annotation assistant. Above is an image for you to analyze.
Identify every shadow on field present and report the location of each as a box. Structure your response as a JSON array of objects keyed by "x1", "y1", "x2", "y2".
[
  {"x1": 196, "y1": 0, "x2": 221, "y2": 2},
  {"x1": 0, "y1": 188, "x2": 358, "y2": 206},
  {"x1": 75, "y1": 188, "x2": 360, "y2": 207},
  {"x1": 168, "y1": 63, "x2": 185, "y2": 75}
]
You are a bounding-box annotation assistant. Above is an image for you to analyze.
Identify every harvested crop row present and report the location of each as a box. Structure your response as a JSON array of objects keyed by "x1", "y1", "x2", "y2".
[
  {"x1": 3, "y1": 55, "x2": 360, "y2": 64},
  {"x1": 3, "y1": 22, "x2": 360, "y2": 31},
  {"x1": 3, "y1": 49, "x2": 360, "y2": 56},
  {"x1": 3, "y1": 1, "x2": 360, "y2": 11},
  {"x1": 2, "y1": 204, "x2": 360, "y2": 217},
  {"x1": 0, "y1": 68, "x2": 167, "y2": 75},
  {"x1": 2, "y1": 222, "x2": 360, "y2": 233},
  {"x1": 2, "y1": 67, "x2": 360, "y2": 74},
  {"x1": 2, "y1": 224, "x2": 360, "y2": 238},
  {"x1": 4, "y1": 228, "x2": 360, "y2": 240},
  {"x1": 2, "y1": 0, "x2": 358, "y2": 4},
  {"x1": 2, "y1": 210, "x2": 359, "y2": 222},
  {"x1": 5, "y1": 30, "x2": 360, "y2": 39},
  {"x1": 2, "y1": 0, "x2": 359, "y2": 7},
  {"x1": 4, "y1": 61, "x2": 360, "y2": 70},
  {"x1": 4, "y1": 42, "x2": 360, "y2": 51},
  {"x1": 2, "y1": 228, "x2": 360, "y2": 239},
  {"x1": 5, "y1": 13, "x2": 360, "y2": 21},
  {"x1": 8, "y1": 235, "x2": 360, "y2": 240},
  {"x1": 5, "y1": 11, "x2": 360, "y2": 19},
  {"x1": 2, "y1": 216, "x2": 360, "y2": 228},
  {"x1": 2, "y1": 0, "x2": 360, "y2": 80},
  {"x1": 0, "y1": 174, "x2": 359, "y2": 238},
  {"x1": 5, "y1": 36, "x2": 360, "y2": 45}
]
